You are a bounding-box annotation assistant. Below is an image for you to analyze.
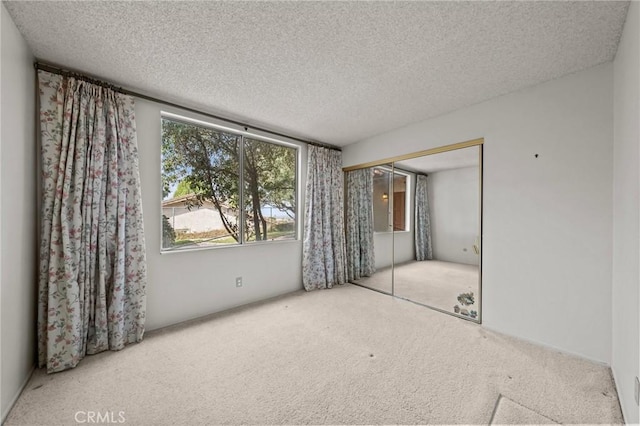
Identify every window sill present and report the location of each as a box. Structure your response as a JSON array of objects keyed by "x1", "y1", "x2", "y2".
[{"x1": 160, "y1": 238, "x2": 301, "y2": 255}]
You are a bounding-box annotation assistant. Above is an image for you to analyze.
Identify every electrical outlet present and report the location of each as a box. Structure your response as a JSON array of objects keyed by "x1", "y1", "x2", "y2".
[
  {"x1": 235, "y1": 277, "x2": 242, "y2": 288},
  {"x1": 635, "y1": 376, "x2": 639, "y2": 406}
]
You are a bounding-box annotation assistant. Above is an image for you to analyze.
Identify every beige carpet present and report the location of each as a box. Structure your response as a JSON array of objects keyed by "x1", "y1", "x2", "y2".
[
  {"x1": 5, "y1": 284, "x2": 622, "y2": 425},
  {"x1": 490, "y1": 395, "x2": 559, "y2": 424},
  {"x1": 354, "y1": 260, "x2": 479, "y2": 318}
]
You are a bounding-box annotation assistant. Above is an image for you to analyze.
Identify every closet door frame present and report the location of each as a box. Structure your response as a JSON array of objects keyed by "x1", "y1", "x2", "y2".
[{"x1": 343, "y1": 137, "x2": 484, "y2": 323}]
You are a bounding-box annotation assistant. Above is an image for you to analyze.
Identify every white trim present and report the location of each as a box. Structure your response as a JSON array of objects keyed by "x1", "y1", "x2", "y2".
[
  {"x1": 611, "y1": 366, "x2": 628, "y2": 424},
  {"x1": 160, "y1": 238, "x2": 300, "y2": 255},
  {"x1": 159, "y1": 111, "x2": 301, "y2": 253},
  {"x1": 1, "y1": 365, "x2": 35, "y2": 424},
  {"x1": 161, "y1": 111, "x2": 299, "y2": 149},
  {"x1": 482, "y1": 324, "x2": 610, "y2": 367},
  {"x1": 372, "y1": 166, "x2": 411, "y2": 233}
]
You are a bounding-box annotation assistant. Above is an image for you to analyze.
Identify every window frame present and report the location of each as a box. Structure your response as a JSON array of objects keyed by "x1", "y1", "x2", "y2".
[
  {"x1": 372, "y1": 166, "x2": 411, "y2": 234},
  {"x1": 160, "y1": 111, "x2": 301, "y2": 253},
  {"x1": 392, "y1": 169, "x2": 411, "y2": 233}
]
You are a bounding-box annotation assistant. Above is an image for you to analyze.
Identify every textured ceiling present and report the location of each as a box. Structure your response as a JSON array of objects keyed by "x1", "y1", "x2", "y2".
[{"x1": 4, "y1": 1, "x2": 629, "y2": 146}]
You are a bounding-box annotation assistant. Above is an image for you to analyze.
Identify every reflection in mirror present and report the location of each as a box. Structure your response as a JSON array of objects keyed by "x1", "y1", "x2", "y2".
[
  {"x1": 392, "y1": 173, "x2": 408, "y2": 231},
  {"x1": 393, "y1": 146, "x2": 481, "y2": 321},
  {"x1": 346, "y1": 165, "x2": 393, "y2": 294},
  {"x1": 373, "y1": 167, "x2": 391, "y2": 232}
]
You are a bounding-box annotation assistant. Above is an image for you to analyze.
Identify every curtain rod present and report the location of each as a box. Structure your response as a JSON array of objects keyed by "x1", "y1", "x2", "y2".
[{"x1": 34, "y1": 61, "x2": 341, "y2": 152}]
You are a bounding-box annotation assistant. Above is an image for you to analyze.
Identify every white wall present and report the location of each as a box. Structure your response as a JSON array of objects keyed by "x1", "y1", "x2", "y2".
[
  {"x1": 428, "y1": 166, "x2": 479, "y2": 265},
  {"x1": 0, "y1": 4, "x2": 37, "y2": 421},
  {"x1": 612, "y1": 1, "x2": 640, "y2": 423},
  {"x1": 344, "y1": 63, "x2": 614, "y2": 364},
  {"x1": 135, "y1": 100, "x2": 307, "y2": 331}
]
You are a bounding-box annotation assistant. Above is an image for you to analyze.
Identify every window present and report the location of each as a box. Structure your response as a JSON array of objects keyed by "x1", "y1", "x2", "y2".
[
  {"x1": 372, "y1": 167, "x2": 409, "y2": 233},
  {"x1": 161, "y1": 115, "x2": 298, "y2": 251},
  {"x1": 243, "y1": 138, "x2": 297, "y2": 242}
]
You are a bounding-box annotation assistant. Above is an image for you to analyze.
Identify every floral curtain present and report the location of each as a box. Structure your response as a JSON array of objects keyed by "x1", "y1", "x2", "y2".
[
  {"x1": 38, "y1": 70, "x2": 147, "y2": 373},
  {"x1": 415, "y1": 174, "x2": 433, "y2": 261},
  {"x1": 302, "y1": 146, "x2": 347, "y2": 290},
  {"x1": 346, "y1": 168, "x2": 375, "y2": 280}
]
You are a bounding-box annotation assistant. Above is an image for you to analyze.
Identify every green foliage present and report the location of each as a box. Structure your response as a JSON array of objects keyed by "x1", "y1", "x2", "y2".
[
  {"x1": 244, "y1": 138, "x2": 296, "y2": 240},
  {"x1": 161, "y1": 119, "x2": 296, "y2": 243},
  {"x1": 162, "y1": 215, "x2": 176, "y2": 248},
  {"x1": 273, "y1": 221, "x2": 295, "y2": 232},
  {"x1": 244, "y1": 138, "x2": 295, "y2": 217},
  {"x1": 172, "y1": 179, "x2": 194, "y2": 198},
  {"x1": 162, "y1": 118, "x2": 241, "y2": 241}
]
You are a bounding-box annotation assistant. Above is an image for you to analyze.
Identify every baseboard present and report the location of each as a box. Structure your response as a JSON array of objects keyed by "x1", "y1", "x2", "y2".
[
  {"x1": 481, "y1": 324, "x2": 610, "y2": 367},
  {"x1": 611, "y1": 366, "x2": 628, "y2": 424},
  {"x1": 146, "y1": 287, "x2": 305, "y2": 335},
  {"x1": 1, "y1": 364, "x2": 35, "y2": 425},
  {"x1": 482, "y1": 324, "x2": 629, "y2": 422}
]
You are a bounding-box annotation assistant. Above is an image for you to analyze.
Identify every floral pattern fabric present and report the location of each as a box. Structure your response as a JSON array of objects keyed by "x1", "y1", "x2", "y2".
[
  {"x1": 37, "y1": 70, "x2": 147, "y2": 373},
  {"x1": 415, "y1": 174, "x2": 433, "y2": 261},
  {"x1": 346, "y1": 168, "x2": 376, "y2": 280},
  {"x1": 302, "y1": 146, "x2": 347, "y2": 290}
]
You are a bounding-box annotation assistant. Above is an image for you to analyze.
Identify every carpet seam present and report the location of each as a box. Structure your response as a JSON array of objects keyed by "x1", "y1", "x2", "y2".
[
  {"x1": 494, "y1": 394, "x2": 562, "y2": 425},
  {"x1": 488, "y1": 393, "x2": 503, "y2": 424}
]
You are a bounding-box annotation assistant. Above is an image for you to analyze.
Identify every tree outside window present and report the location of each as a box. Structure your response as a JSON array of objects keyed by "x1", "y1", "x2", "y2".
[{"x1": 161, "y1": 117, "x2": 297, "y2": 251}]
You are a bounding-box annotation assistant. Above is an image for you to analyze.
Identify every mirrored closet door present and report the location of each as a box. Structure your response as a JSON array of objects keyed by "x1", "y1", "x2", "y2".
[
  {"x1": 344, "y1": 140, "x2": 483, "y2": 322},
  {"x1": 345, "y1": 164, "x2": 393, "y2": 295}
]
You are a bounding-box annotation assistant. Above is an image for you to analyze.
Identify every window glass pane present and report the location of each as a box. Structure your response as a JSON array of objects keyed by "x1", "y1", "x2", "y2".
[
  {"x1": 373, "y1": 167, "x2": 392, "y2": 232},
  {"x1": 243, "y1": 138, "x2": 297, "y2": 242},
  {"x1": 161, "y1": 118, "x2": 241, "y2": 250}
]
